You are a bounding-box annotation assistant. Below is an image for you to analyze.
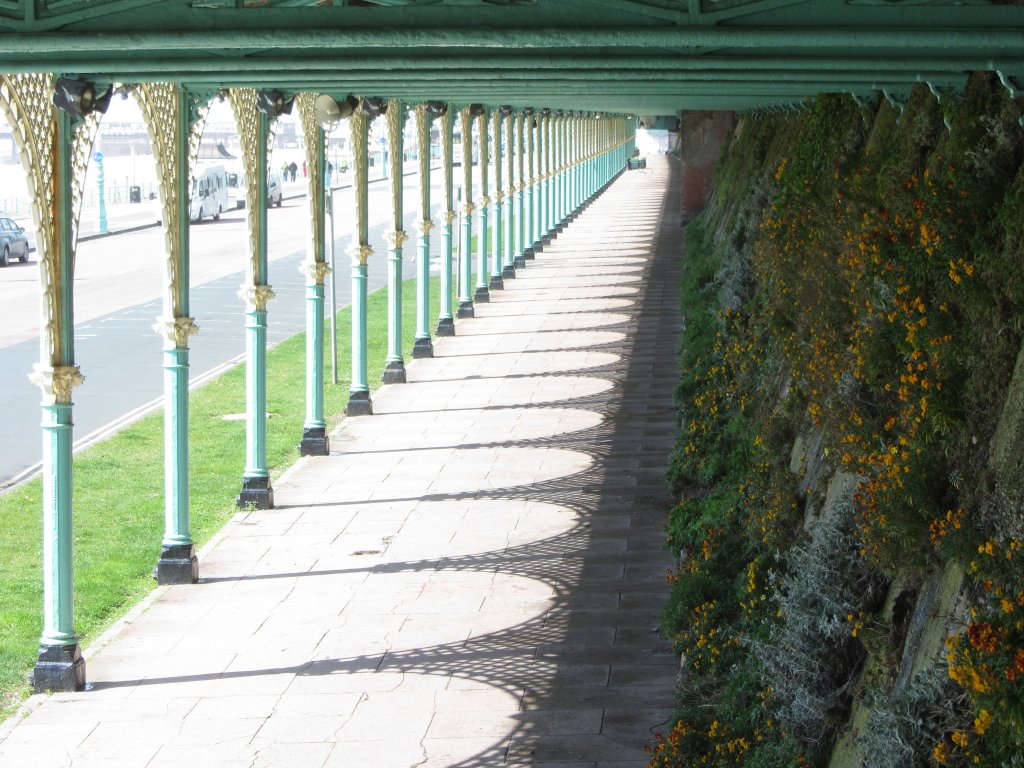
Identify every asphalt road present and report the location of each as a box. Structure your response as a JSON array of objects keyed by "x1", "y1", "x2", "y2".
[{"x1": 0, "y1": 173, "x2": 461, "y2": 488}]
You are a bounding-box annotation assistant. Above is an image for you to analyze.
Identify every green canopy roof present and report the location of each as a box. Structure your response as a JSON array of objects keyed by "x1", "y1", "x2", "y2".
[{"x1": 1, "y1": 0, "x2": 1023, "y2": 112}]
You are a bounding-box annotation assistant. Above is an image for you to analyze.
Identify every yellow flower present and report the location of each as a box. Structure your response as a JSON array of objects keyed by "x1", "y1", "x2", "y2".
[{"x1": 974, "y1": 708, "x2": 993, "y2": 735}]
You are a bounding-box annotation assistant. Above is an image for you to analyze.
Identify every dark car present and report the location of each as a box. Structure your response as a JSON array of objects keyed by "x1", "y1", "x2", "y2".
[{"x1": 0, "y1": 217, "x2": 29, "y2": 266}]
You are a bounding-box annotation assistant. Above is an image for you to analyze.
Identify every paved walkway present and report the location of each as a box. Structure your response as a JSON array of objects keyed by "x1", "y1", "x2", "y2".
[{"x1": 0, "y1": 155, "x2": 682, "y2": 767}]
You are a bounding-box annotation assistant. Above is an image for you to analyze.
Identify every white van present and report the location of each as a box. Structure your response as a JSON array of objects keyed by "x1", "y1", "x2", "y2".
[
  {"x1": 227, "y1": 171, "x2": 283, "y2": 210},
  {"x1": 190, "y1": 164, "x2": 228, "y2": 222}
]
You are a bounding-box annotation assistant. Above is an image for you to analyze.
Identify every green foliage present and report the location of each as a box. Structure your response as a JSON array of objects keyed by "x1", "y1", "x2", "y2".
[{"x1": 658, "y1": 78, "x2": 1024, "y2": 768}]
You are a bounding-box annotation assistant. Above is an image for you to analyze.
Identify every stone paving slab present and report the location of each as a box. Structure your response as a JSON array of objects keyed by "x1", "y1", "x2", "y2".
[{"x1": 0, "y1": 156, "x2": 682, "y2": 767}]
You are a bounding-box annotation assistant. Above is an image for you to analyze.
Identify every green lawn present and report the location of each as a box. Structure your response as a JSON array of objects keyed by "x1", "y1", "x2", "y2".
[{"x1": 0, "y1": 271, "x2": 446, "y2": 717}]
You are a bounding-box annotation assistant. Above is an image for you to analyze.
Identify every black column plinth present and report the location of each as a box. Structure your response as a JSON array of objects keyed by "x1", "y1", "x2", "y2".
[
  {"x1": 381, "y1": 361, "x2": 407, "y2": 384},
  {"x1": 488, "y1": 276, "x2": 504, "y2": 291},
  {"x1": 457, "y1": 301, "x2": 475, "y2": 319},
  {"x1": 529, "y1": 243, "x2": 542, "y2": 255},
  {"x1": 514, "y1": 255, "x2": 527, "y2": 269},
  {"x1": 32, "y1": 643, "x2": 86, "y2": 693},
  {"x1": 541, "y1": 233, "x2": 554, "y2": 245},
  {"x1": 436, "y1": 317, "x2": 456, "y2": 336},
  {"x1": 299, "y1": 426, "x2": 330, "y2": 457},
  {"x1": 502, "y1": 265, "x2": 517, "y2": 280},
  {"x1": 474, "y1": 287, "x2": 490, "y2": 303},
  {"x1": 346, "y1": 390, "x2": 373, "y2": 417},
  {"x1": 155, "y1": 542, "x2": 198, "y2": 585},
  {"x1": 236, "y1": 475, "x2": 274, "y2": 510},
  {"x1": 412, "y1": 338, "x2": 434, "y2": 358}
]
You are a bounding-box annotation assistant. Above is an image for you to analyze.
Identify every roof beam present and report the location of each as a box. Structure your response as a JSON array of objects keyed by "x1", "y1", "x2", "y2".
[{"x1": 0, "y1": 26, "x2": 1021, "y2": 53}]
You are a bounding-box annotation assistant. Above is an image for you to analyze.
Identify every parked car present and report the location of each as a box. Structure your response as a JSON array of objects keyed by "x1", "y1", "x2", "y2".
[
  {"x1": 0, "y1": 217, "x2": 29, "y2": 266},
  {"x1": 227, "y1": 171, "x2": 283, "y2": 209},
  {"x1": 267, "y1": 172, "x2": 283, "y2": 208}
]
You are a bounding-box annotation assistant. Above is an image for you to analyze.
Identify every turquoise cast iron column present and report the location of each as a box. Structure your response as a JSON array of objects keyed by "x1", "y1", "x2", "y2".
[
  {"x1": 457, "y1": 106, "x2": 475, "y2": 318},
  {"x1": 522, "y1": 108, "x2": 536, "y2": 261},
  {"x1": 139, "y1": 83, "x2": 200, "y2": 582},
  {"x1": 514, "y1": 111, "x2": 527, "y2": 269},
  {"x1": 489, "y1": 108, "x2": 504, "y2": 291},
  {"x1": 294, "y1": 92, "x2": 331, "y2": 456},
  {"x1": 547, "y1": 111, "x2": 558, "y2": 237},
  {"x1": 474, "y1": 106, "x2": 490, "y2": 303},
  {"x1": 565, "y1": 114, "x2": 573, "y2": 222},
  {"x1": 502, "y1": 107, "x2": 516, "y2": 280},
  {"x1": 554, "y1": 111, "x2": 564, "y2": 229},
  {"x1": 347, "y1": 105, "x2": 373, "y2": 415},
  {"x1": 383, "y1": 99, "x2": 408, "y2": 384},
  {"x1": 541, "y1": 110, "x2": 552, "y2": 244},
  {"x1": 537, "y1": 110, "x2": 548, "y2": 248},
  {"x1": 413, "y1": 102, "x2": 436, "y2": 357},
  {"x1": 567, "y1": 113, "x2": 577, "y2": 216},
  {"x1": 437, "y1": 106, "x2": 456, "y2": 336},
  {"x1": 232, "y1": 92, "x2": 275, "y2": 510},
  {"x1": 26, "y1": 91, "x2": 86, "y2": 692}
]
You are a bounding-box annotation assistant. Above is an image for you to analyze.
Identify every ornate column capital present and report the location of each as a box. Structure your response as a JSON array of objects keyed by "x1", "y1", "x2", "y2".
[
  {"x1": 385, "y1": 230, "x2": 409, "y2": 249},
  {"x1": 238, "y1": 284, "x2": 276, "y2": 312},
  {"x1": 495, "y1": 191, "x2": 506, "y2": 204},
  {"x1": 460, "y1": 202, "x2": 476, "y2": 216},
  {"x1": 444, "y1": 210, "x2": 458, "y2": 225},
  {"x1": 301, "y1": 260, "x2": 332, "y2": 286},
  {"x1": 477, "y1": 195, "x2": 492, "y2": 208},
  {"x1": 348, "y1": 243, "x2": 374, "y2": 266},
  {"x1": 30, "y1": 364, "x2": 85, "y2": 405},
  {"x1": 415, "y1": 219, "x2": 435, "y2": 237},
  {"x1": 153, "y1": 316, "x2": 200, "y2": 348}
]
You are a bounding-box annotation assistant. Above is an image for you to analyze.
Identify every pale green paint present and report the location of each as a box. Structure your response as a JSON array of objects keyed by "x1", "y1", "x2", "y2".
[
  {"x1": 39, "y1": 108, "x2": 78, "y2": 649},
  {"x1": 415, "y1": 112, "x2": 432, "y2": 345},
  {"x1": 438, "y1": 108, "x2": 455, "y2": 327},
  {"x1": 304, "y1": 121, "x2": 327, "y2": 433},
  {"x1": 458, "y1": 108, "x2": 473, "y2": 310},
  {"x1": 504, "y1": 113, "x2": 515, "y2": 270},
  {"x1": 40, "y1": 401, "x2": 76, "y2": 646},
  {"x1": 162, "y1": 346, "x2": 192, "y2": 547},
  {"x1": 244, "y1": 309, "x2": 270, "y2": 480},
  {"x1": 386, "y1": 102, "x2": 405, "y2": 368},
  {"x1": 350, "y1": 111, "x2": 370, "y2": 396},
  {"x1": 304, "y1": 284, "x2": 326, "y2": 430},
  {"x1": 243, "y1": 111, "x2": 271, "y2": 482},
  {"x1": 476, "y1": 110, "x2": 490, "y2": 294},
  {"x1": 491, "y1": 113, "x2": 503, "y2": 281}
]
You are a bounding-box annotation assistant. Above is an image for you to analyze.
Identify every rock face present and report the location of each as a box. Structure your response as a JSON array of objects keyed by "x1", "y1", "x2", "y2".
[{"x1": 658, "y1": 76, "x2": 1024, "y2": 767}]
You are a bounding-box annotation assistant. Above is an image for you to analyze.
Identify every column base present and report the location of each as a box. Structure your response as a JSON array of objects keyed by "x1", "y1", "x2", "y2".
[
  {"x1": 236, "y1": 475, "x2": 274, "y2": 510},
  {"x1": 514, "y1": 256, "x2": 527, "y2": 269},
  {"x1": 556, "y1": 223, "x2": 566, "y2": 233},
  {"x1": 457, "y1": 301, "x2": 475, "y2": 319},
  {"x1": 488, "y1": 276, "x2": 504, "y2": 291},
  {"x1": 382, "y1": 360, "x2": 407, "y2": 384},
  {"x1": 436, "y1": 317, "x2": 456, "y2": 336},
  {"x1": 542, "y1": 233, "x2": 554, "y2": 245},
  {"x1": 154, "y1": 543, "x2": 199, "y2": 585},
  {"x1": 474, "y1": 287, "x2": 490, "y2": 303},
  {"x1": 522, "y1": 246, "x2": 536, "y2": 260},
  {"x1": 346, "y1": 390, "x2": 373, "y2": 416},
  {"x1": 529, "y1": 243, "x2": 542, "y2": 255},
  {"x1": 299, "y1": 426, "x2": 330, "y2": 457},
  {"x1": 412, "y1": 337, "x2": 434, "y2": 358},
  {"x1": 32, "y1": 643, "x2": 86, "y2": 693},
  {"x1": 502, "y1": 265, "x2": 517, "y2": 280}
]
